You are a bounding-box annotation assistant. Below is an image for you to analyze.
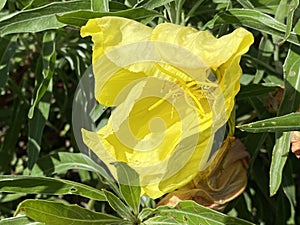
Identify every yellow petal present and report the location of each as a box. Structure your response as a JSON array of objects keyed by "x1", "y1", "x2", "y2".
[
  {"x1": 81, "y1": 16, "x2": 152, "y2": 62},
  {"x1": 157, "y1": 136, "x2": 250, "y2": 211},
  {"x1": 81, "y1": 17, "x2": 153, "y2": 106},
  {"x1": 151, "y1": 23, "x2": 253, "y2": 69}
]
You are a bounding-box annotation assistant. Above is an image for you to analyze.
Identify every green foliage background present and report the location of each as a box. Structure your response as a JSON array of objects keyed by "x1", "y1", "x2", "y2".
[{"x1": 0, "y1": 0, "x2": 300, "y2": 224}]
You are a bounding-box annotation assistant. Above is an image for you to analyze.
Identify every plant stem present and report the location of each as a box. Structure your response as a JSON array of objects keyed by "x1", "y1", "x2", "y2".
[
  {"x1": 87, "y1": 199, "x2": 96, "y2": 210},
  {"x1": 175, "y1": 0, "x2": 185, "y2": 25}
]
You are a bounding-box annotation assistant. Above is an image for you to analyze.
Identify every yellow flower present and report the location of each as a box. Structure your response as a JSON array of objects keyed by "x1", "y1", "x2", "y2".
[{"x1": 80, "y1": 16, "x2": 254, "y2": 199}]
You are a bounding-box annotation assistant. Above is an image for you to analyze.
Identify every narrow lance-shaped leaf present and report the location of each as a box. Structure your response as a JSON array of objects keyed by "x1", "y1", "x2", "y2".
[
  {"x1": 205, "y1": 9, "x2": 300, "y2": 46},
  {"x1": 270, "y1": 132, "x2": 292, "y2": 196},
  {"x1": 0, "y1": 36, "x2": 18, "y2": 88},
  {"x1": 112, "y1": 162, "x2": 141, "y2": 216},
  {"x1": 28, "y1": 152, "x2": 120, "y2": 195},
  {"x1": 137, "y1": 0, "x2": 175, "y2": 9},
  {"x1": 0, "y1": 0, "x2": 7, "y2": 11},
  {"x1": 236, "y1": 84, "x2": 277, "y2": 101},
  {"x1": 0, "y1": 216, "x2": 45, "y2": 225},
  {"x1": 237, "y1": 112, "x2": 300, "y2": 133},
  {"x1": 236, "y1": 0, "x2": 254, "y2": 9},
  {"x1": 253, "y1": 35, "x2": 274, "y2": 83},
  {"x1": 144, "y1": 200, "x2": 255, "y2": 225},
  {"x1": 278, "y1": 0, "x2": 299, "y2": 45},
  {"x1": 27, "y1": 32, "x2": 55, "y2": 170},
  {"x1": 0, "y1": 175, "x2": 106, "y2": 201},
  {"x1": 270, "y1": 20, "x2": 300, "y2": 196},
  {"x1": 92, "y1": 0, "x2": 109, "y2": 12},
  {"x1": 0, "y1": 0, "x2": 91, "y2": 37},
  {"x1": 103, "y1": 190, "x2": 135, "y2": 222},
  {"x1": 0, "y1": 98, "x2": 26, "y2": 173},
  {"x1": 56, "y1": 7, "x2": 162, "y2": 27},
  {"x1": 28, "y1": 32, "x2": 55, "y2": 119},
  {"x1": 138, "y1": 208, "x2": 156, "y2": 222},
  {"x1": 15, "y1": 200, "x2": 124, "y2": 225},
  {"x1": 280, "y1": 160, "x2": 296, "y2": 224}
]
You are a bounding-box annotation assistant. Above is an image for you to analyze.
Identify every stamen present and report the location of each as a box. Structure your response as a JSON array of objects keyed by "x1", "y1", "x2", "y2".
[
  {"x1": 152, "y1": 64, "x2": 217, "y2": 114},
  {"x1": 148, "y1": 88, "x2": 181, "y2": 111}
]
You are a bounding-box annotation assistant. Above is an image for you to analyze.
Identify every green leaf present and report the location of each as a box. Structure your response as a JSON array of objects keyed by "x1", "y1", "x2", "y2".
[
  {"x1": 205, "y1": 9, "x2": 300, "y2": 46},
  {"x1": 0, "y1": 35, "x2": 18, "y2": 88},
  {"x1": 278, "y1": 0, "x2": 299, "y2": 45},
  {"x1": 237, "y1": 0, "x2": 254, "y2": 8},
  {"x1": 0, "y1": 193, "x2": 27, "y2": 203},
  {"x1": 0, "y1": 98, "x2": 26, "y2": 173},
  {"x1": 270, "y1": 20, "x2": 300, "y2": 196},
  {"x1": 0, "y1": 0, "x2": 91, "y2": 37},
  {"x1": 144, "y1": 201, "x2": 255, "y2": 225},
  {"x1": 278, "y1": 31, "x2": 300, "y2": 115},
  {"x1": 27, "y1": 32, "x2": 56, "y2": 170},
  {"x1": 0, "y1": 0, "x2": 7, "y2": 11},
  {"x1": 138, "y1": 208, "x2": 155, "y2": 222},
  {"x1": 236, "y1": 84, "x2": 277, "y2": 100},
  {"x1": 28, "y1": 152, "x2": 120, "y2": 195},
  {"x1": 253, "y1": 35, "x2": 274, "y2": 84},
  {"x1": 268, "y1": 132, "x2": 293, "y2": 195},
  {"x1": 0, "y1": 216, "x2": 44, "y2": 225},
  {"x1": 56, "y1": 7, "x2": 162, "y2": 27},
  {"x1": 138, "y1": 0, "x2": 175, "y2": 9},
  {"x1": 27, "y1": 99, "x2": 51, "y2": 170},
  {"x1": 113, "y1": 162, "x2": 141, "y2": 215},
  {"x1": 15, "y1": 199, "x2": 123, "y2": 225},
  {"x1": 237, "y1": 112, "x2": 300, "y2": 132},
  {"x1": 0, "y1": 175, "x2": 106, "y2": 201},
  {"x1": 103, "y1": 190, "x2": 135, "y2": 222},
  {"x1": 92, "y1": 0, "x2": 109, "y2": 12},
  {"x1": 28, "y1": 32, "x2": 55, "y2": 119},
  {"x1": 281, "y1": 159, "x2": 296, "y2": 224},
  {"x1": 269, "y1": 132, "x2": 291, "y2": 196}
]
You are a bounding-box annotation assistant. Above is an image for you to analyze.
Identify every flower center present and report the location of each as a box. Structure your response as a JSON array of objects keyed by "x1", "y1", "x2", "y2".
[{"x1": 148, "y1": 63, "x2": 218, "y2": 115}]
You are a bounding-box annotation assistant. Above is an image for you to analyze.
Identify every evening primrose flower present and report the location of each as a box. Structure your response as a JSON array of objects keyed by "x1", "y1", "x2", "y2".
[{"x1": 80, "y1": 17, "x2": 254, "y2": 199}]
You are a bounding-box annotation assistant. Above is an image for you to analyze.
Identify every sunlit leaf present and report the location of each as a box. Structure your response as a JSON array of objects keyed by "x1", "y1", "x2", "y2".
[
  {"x1": 0, "y1": 0, "x2": 7, "y2": 11},
  {"x1": 28, "y1": 152, "x2": 119, "y2": 195},
  {"x1": 237, "y1": 112, "x2": 300, "y2": 132},
  {"x1": 0, "y1": 216, "x2": 44, "y2": 225},
  {"x1": 56, "y1": 7, "x2": 162, "y2": 27},
  {"x1": 205, "y1": 9, "x2": 300, "y2": 46},
  {"x1": 28, "y1": 32, "x2": 56, "y2": 119},
  {"x1": 270, "y1": 20, "x2": 300, "y2": 196},
  {"x1": 144, "y1": 201, "x2": 255, "y2": 225},
  {"x1": 15, "y1": 200, "x2": 123, "y2": 225},
  {"x1": 237, "y1": 0, "x2": 254, "y2": 8},
  {"x1": 138, "y1": 0, "x2": 175, "y2": 9},
  {"x1": 91, "y1": 0, "x2": 109, "y2": 12},
  {"x1": 103, "y1": 190, "x2": 135, "y2": 221},
  {"x1": 0, "y1": 0, "x2": 91, "y2": 36},
  {"x1": 138, "y1": 208, "x2": 155, "y2": 222},
  {"x1": 112, "y1": 162, "x2": 141, "y2": 215},
  {"x1": 0, "y1": 175, "x2": 106, "y2": 201},
  {"x1": 27, "y1": 32, "x2": 56, "y2": 170},
  {"x1": 278, "y1": 0, "x2": 299, "y2": 45}
]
